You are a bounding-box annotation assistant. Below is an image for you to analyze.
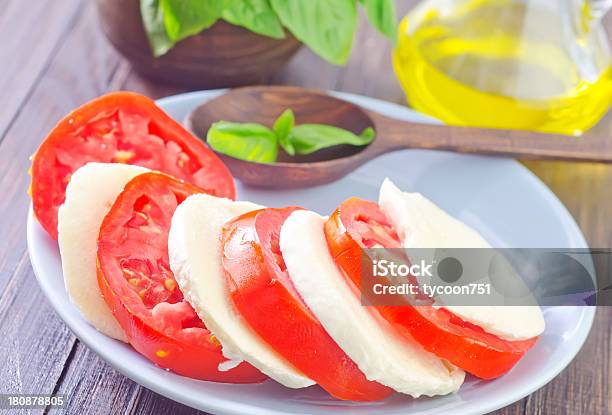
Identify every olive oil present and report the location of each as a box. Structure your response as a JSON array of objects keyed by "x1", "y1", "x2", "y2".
[{"x1": 393, "y1": 0, "x2": 612, "y2": 135}]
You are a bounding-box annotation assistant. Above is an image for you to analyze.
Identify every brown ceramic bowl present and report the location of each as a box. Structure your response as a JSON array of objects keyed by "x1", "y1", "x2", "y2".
[{"x1": 95, "y1": 0, "x2": 302, "y2": 88}]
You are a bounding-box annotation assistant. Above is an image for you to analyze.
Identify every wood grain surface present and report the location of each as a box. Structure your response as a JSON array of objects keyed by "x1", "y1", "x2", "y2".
[{"x1": 0, "y1": 1, "x2": 609, "y2": 414}]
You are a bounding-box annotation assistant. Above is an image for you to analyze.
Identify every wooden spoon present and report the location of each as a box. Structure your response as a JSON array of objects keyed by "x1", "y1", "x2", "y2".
[{"x1": 186, "y1": 85, "x2": 612, "y2": 188}]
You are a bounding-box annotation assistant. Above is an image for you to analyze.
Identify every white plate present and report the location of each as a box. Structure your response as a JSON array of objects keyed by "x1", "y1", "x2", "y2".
[{"x1": 27, "y1": 90, "x2": 595, "y2": 415}]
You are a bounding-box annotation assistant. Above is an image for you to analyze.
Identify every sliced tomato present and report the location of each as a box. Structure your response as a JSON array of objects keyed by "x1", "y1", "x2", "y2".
[
  {"x1": 324, "y1": 197, "x2": 538, "y2": 379},
  {"x1": 97, "y1": 172, "x2": 263, "y2": 382},
  {"x1": 221, "y1": 207, "x2": 393, "y2": 401},
  {"x1": 31, "y1": 91, "x2": 235, "y2": 239}
]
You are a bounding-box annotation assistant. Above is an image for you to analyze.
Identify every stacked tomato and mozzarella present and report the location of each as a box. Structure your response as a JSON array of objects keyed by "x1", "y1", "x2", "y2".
[{"x1": 30, "y1": 92, "x2": 544, "y2": 401}]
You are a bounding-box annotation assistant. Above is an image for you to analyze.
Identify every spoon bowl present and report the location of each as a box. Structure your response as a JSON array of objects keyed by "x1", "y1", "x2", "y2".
[
  {"x1": 186, "y1": 86, "x2": 612, "y2": 189},
  {"x1": 187, "y1": 86, "x2": 379, "y2": 187}
]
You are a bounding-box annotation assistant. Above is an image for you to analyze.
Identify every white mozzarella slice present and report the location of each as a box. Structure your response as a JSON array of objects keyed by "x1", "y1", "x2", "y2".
[
  {"x1": 168, "y1": 194, "x2": 314, "y2": 389},
  {"x1": 378, "y1": 178, "x2": 545, "y2": 341},
  {"x1": 379, "y1": 179, "x2": 490, "y2": 249},
  {"x1": 280, "y1": 210, "x2": 465, "y2": 397},
  {"x1": 436, "y1": 305, "x2": 545, "y2": 341},
  {"x1": 58, "y1": 162, "x2": 149, "y2": 342}
]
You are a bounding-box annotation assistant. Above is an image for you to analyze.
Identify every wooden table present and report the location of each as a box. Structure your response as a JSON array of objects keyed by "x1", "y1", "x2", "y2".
[{"x1": 1, "y1": 1, "x2": 609, "y2": 414}]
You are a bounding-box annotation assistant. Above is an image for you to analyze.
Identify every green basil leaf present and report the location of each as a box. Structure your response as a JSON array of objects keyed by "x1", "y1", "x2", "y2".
[
  {"x1": 140, "y1": 0, "x2": 175, "y2": 57},
  {"x1": 270, "y1": 0, "x2": 358, "y2": 65},
  {"x1": 160, "y1": 0, "x2": 222, "y2": 43},
  {"x1": 222, "y1": 0, "x2": 285, "y2": 39},
  {"x1": 273, "y1": 109, "x2": 296, "y2": 155},
  {"x1": 359, "y1": 0, "x2": 398, "y2": 45},
  {"x1": 287, "y1": 124, "x2": 375, "y2": 155},
  {"x1": 207, "y1": 121, "x2": 278, "y2": 163}
]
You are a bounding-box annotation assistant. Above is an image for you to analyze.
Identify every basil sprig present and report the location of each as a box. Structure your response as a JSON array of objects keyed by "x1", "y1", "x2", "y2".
[
  {"x1": 206, "y1": 109, "x2": 375, "y2": 163},
  {"x1": 140, "y1": 0, "x2": 397, "y2": 65}
]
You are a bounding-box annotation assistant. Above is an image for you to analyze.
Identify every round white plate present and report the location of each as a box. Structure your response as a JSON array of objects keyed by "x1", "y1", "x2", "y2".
[{"x1": 27, "y1": 90, "x2": 595, "y2": 415}]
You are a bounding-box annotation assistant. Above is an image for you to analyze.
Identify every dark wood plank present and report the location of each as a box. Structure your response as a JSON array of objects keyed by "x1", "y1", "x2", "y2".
[
  {"x1": 0, "y1": 253, "x2": 75, "y2": 399},
  {"x1": 120, "y1": 69, "x2": 186, "y2": 100},
  {"x1": 334, "y1": 6, "x2": 410, "y2": 103},
  {"x1": 270, "y1": 47, "x2": 345, "y2": 92},
  {"x1": 523, "y1": 307, "x2": 611, "y2": 414},
  {"x1": 523, "y1": 161, "x2": 612, "y2": 248},
  {"x1": 0, "y1": 3, "x2": 133, "y2": 412},
  {"x1": 0, "y1": 1, "x2": 120, "y2": 295},
  {"x1": 0, "y1": 0, "x2": 83, "y2": 140},
  {"x1": 518, "y1": 159, "x2": 612, "y2": 415},
  {"x1": 47, "y1": 342, "x2": 140, "y2": 415},
  {"x1": 129, "y1": 389, "x2": 203, "y2": 415}
]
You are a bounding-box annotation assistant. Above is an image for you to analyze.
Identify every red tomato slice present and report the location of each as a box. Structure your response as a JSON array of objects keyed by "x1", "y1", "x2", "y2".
[
  {"x1": 221, "y1": 207, "x2": 393, "y2": 401},
  {"x1": 324, "y1": 197, "x2": 538, "y2": 379},
  {"x1": 97, "y1": 172, "x2": 263, "y2": 382},
  {"x1": 31, "y1": 91, "x2": 235, "y2": 239}
]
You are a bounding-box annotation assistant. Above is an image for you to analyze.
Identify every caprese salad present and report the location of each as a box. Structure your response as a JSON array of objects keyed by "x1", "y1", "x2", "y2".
[{"x1": 30, "y1": 92, "x2": 545, "y2": 402}]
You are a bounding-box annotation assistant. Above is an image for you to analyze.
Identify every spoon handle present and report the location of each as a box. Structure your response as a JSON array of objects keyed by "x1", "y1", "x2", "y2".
[{"x1": 368, "y1": 111, "x2": 612, "y2": 163}]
